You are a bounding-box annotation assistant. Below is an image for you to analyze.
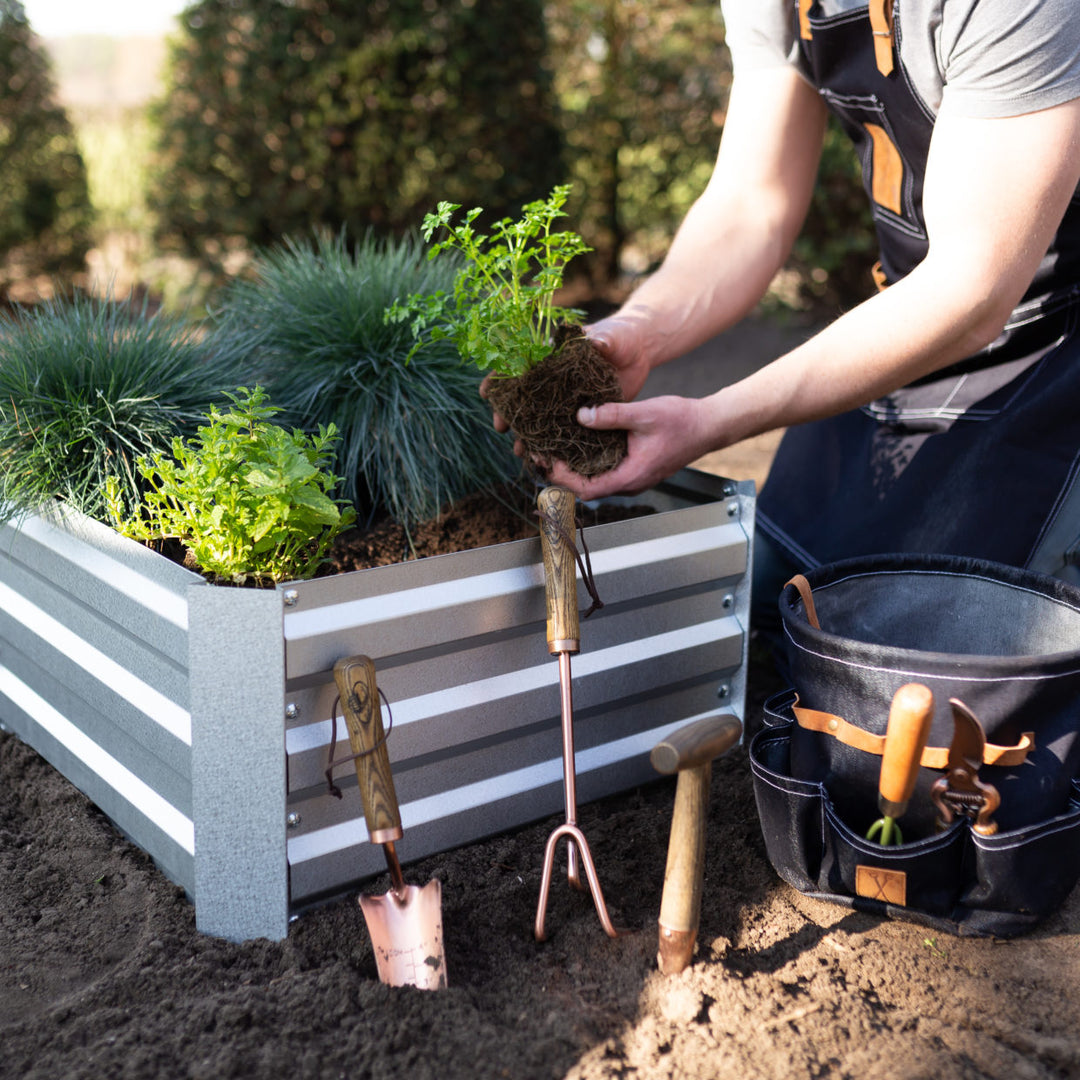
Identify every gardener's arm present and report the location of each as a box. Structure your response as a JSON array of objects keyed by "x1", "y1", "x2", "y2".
[
  {"x1": 551, "y1": 94, "x2": 1080, "y2": 498},
  {"x1": 586, "y1": 65, "x2": 828, "y2": 400}
]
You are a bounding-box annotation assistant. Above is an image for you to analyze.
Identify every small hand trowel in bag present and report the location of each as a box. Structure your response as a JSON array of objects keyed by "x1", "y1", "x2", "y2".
[{"x1": 333, "y1": 655, "x2": 447, "y2": 990}]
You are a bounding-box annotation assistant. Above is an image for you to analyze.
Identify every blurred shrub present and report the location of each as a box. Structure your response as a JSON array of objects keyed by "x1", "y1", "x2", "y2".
[
  {"x1": 546, "y1": 0, "x2": 730, "y2": 281},
  {"x1": 548, "y1": 2, "x2": 875, "y2": 310},
  {"x1": 0, "y1": 1, "x2": 92, "y2": 293},
  {"x1": 148, "y1": 0, "x2": 563, "y2": 278}
]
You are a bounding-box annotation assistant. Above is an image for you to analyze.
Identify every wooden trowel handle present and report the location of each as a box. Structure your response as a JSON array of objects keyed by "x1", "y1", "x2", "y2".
[
  {"x1": 538, "y1": 486, "x2": 579, "y2": 654},
  {"x1": 879, "y1": 682, "x2": 935, "y2": 816},
  {"x1": 333, "y1": 655, "x2": 402, "y2": 845}
]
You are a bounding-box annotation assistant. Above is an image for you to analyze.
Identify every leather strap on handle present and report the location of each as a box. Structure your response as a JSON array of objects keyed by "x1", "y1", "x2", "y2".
[
  {"x1": 792, "y1": 703, "x2": 1035, "y2": 769},
  {"x1": 785, "y1": 574, "x2": 821, "y2": 629}
]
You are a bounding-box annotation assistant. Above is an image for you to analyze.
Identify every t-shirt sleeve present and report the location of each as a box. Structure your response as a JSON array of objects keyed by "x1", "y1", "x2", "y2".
[
  {"x1": 938, "y1": 0, "x2": 1080, "y2": 117},
  {"x1": 721, "y1": 0, "x2": 800, "y2": 74}
]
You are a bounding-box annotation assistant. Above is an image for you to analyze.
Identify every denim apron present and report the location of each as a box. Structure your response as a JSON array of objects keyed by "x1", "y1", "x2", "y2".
[{"x1": 756, "y1": 0, "x2": 1080, "y2": 586}]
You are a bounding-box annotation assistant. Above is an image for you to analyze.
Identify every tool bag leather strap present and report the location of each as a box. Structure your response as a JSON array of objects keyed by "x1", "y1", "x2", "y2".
[{"x1": 791, "y1": 703, "x2": 1035, "y2": 769}]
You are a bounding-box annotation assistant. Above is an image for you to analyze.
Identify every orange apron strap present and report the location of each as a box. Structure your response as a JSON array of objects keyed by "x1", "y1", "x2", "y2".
[
  {"x1": 869, "y1": 0, "x2": 895, "y2": 77},
  {"x1": 792, "y1": 704, "x2": 1036, "y2": 769}
]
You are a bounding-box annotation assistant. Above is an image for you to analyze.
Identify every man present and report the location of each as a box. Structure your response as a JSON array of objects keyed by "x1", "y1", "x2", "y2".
[{"x1": 526, "y1": 1, "x2": 1080, "y2": 609}]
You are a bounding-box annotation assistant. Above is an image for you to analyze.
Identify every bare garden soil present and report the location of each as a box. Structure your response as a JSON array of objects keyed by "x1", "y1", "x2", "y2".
[{"x1": 4, "y1": 318, "x2": 1080, "y2": 1079}]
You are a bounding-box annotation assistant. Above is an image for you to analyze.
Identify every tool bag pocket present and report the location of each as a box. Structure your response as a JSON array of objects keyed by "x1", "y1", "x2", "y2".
[
  {"x1": 750, "y1": 694, "x2": 1080, "y2": 937},
  {"x1": 750, "y1": 553, "x2": 1080, "y2": 937}
]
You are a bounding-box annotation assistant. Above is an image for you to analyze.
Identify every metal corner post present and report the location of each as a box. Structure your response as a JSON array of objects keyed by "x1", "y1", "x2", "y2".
[{"x1": 189, "y1": 584, "x2": 289, "y2": 941}]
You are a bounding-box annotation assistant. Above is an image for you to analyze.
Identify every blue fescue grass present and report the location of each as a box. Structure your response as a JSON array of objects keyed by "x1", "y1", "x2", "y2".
[
  {"x1": 0, "y1": 291, "x2": 234, "y2": 522},
  {"x1": 207, "y1": 230, "x2": 517, "y2": 528}
]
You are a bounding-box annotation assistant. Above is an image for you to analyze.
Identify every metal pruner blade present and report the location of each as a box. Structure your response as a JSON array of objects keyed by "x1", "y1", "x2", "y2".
[{"x1": 930, "y1": 699, "x2": 1001, "y2": 836}]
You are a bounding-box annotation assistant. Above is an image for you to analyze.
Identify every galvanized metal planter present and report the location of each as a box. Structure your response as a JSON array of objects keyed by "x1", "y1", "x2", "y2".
[{"x1": 0, "y1": 469, "x2": 754, "y2": 942}]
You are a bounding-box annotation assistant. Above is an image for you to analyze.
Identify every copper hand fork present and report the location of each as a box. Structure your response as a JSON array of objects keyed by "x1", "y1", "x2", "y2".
[{"x1": 534, "y1": 486, "x2": 620, "y2": 941}]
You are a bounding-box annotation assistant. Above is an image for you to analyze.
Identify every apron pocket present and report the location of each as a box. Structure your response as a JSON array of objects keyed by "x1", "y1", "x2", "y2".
[
  {"x1": 820, "y1": 799, "x2": 968, "y2": 917},
  {"x1": 749, "y1": 723, "x2": 824, "y2": 893},
  {"x1": 960, "y1": 782, "x2": 1080, "y2": 936}
]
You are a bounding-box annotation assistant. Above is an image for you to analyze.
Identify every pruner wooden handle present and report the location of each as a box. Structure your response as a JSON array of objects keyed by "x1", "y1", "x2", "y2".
[
  {"x1": 878, "y1": 682, "x2": 935, "y2": 817},
  {"x1": 537, "y1": 486, "x2": 579, "y2": 654},
  {"x1": 333, "y1": 655, "x2": 402, "y2": 845}
]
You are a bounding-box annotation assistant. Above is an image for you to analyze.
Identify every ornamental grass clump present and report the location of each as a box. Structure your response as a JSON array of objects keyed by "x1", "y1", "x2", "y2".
[
  {"x1": 107, "y1": 386, "x2": 354, "y2": 586},
  {"x1": 207, "y1": 229, "x2": 516, "y2": 529},
  {"x1": 0, "y1": 292, "x2": 232, "y2": 523},
  {"x1": 387, "y1": 184, "x2": 626, "y2": 477}
]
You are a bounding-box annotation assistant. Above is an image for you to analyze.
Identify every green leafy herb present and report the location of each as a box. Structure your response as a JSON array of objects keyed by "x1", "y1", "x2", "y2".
[
  {"x1": 386, "y1": 184, "x2": 592, "y2": 378},
  {"x1": 107, "y1": 386, "x2": 354, "y2": 586}
]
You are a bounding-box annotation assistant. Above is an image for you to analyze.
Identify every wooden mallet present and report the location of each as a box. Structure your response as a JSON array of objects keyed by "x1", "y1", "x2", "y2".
[{"x1": 650, "y1": 713, "x2": 743, "y2": 975}]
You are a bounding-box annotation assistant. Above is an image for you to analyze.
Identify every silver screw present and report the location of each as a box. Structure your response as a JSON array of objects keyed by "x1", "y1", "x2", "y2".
[
  {"x1": 283, "y1": 589, "x2": 299, "y2": 607},
  {"x1": 285, "y1": 703, "x2": 300, "y2": 720},
  {"x1": 721, "y1": 594, "x2": 734, "y2": 610},
  {"x1": 726, "y1": 501, "x2": 740, "y2": 518},
  {"x1": 717, "y1": 683, "x2": 730, "y2": 700},
  {"x1": 286, "y1": 811, "x2": 301, "y2": 828}
]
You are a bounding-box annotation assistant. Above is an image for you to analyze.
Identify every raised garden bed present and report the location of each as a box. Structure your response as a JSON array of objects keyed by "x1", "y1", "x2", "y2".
[{"x1": 0, "y1": 468, "x2": 753, "y2": 941}]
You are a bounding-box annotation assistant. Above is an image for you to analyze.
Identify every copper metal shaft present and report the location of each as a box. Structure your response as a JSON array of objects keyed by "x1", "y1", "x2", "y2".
[{"x1": 534, "y1": 649, "x2": 620, "y2": 941}]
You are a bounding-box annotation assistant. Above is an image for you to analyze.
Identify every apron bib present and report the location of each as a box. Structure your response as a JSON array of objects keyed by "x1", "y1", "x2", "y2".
[{"x1": 757, "y1": 0, "x2": 1080, "y2": 582}]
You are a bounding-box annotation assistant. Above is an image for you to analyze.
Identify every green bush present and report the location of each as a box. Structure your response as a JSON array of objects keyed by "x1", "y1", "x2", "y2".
[
  {"x1": 546, "y1": 0, "x2": 730, "y2": 280},
  {"x1": 0, "y1": 1, "x2": 92, "y2": 291},
  {"x1": 0, "y1": 292, "x2": 233, "y2": 522},
  {"x1": 148, "y1": 0, "x2": 563, "y2": 278},
  {"x1": 208, "y1": 230, "x2": 517, "y2": 528}
]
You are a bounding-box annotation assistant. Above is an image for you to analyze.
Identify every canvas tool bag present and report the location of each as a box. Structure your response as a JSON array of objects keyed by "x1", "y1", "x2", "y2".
[{"x1": 749, "y1": 554, "x2": 1080, "y2": 937}]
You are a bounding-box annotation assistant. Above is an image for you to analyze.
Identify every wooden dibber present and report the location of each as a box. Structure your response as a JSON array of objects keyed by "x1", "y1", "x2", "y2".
[{"x1": 650, "y1": 713, "x2": 743, "y2": 975}]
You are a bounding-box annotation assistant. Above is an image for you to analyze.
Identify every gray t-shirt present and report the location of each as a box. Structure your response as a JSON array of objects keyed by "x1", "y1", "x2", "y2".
[{"x1": 722, "y1": 0, "x2": 1080, "y2": 118}]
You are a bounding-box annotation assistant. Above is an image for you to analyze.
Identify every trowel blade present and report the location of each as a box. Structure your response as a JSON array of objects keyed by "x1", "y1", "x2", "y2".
[{"x1": 359, "y1": 879, "x2": 447, "y2": 990}]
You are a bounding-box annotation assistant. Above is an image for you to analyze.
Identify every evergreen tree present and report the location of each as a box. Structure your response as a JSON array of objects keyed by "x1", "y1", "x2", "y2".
[
  {"x1": 0, "y1": 0, "x2": 92, "y2": 293},
  {"x1": 148, "y1": 0, "x2": 564, "y2": 274}
]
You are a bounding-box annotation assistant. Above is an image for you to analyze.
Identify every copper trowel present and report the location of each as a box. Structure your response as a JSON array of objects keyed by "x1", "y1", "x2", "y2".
[{"x1": 333, "y1": 655, "x2": 447, "y2": 990}]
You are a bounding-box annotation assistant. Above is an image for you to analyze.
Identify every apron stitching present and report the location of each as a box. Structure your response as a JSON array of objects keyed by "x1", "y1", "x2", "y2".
[
  {"x1": 813, "y1": 566, "x2": 1080, "y2": 610},
  {"x1": 784, "y1": 630, "x2": 1080, "y2": 683},
  {"x1": 934, "y1": 374, "x2": 968, "y2": 414},
  {"x1": 757, "y1": 513, "x2": 822, "y2": 570},
  {"x1": 1023, "y1": 446, "x2": 1080, "y2": 568},
  {"x1": 892, "y1": 8, "x2": 936, "y2": 125}
]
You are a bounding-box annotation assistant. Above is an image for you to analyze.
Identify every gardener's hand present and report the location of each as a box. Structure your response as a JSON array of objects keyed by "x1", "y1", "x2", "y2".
[
  {"x1": 545, "y1": 395, "x2": 715, "y2": 499},
  {"x1": 584, "y1": 313, "x2": 654, "y2": 402},
  {"x1": 478, "y1": 374, "x2": 512, "y2": 435}
]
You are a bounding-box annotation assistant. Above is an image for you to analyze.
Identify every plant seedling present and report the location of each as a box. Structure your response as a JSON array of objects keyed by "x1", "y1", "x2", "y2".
[
  {"x1": 386, "y1": 183, "x2": 591, "y2": 378},
  {"x1": 387, "y1": 185, "x2": 626, "y2": 478}
]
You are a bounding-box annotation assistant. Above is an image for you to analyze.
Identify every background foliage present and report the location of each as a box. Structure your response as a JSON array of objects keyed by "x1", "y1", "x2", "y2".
[
  {"x1": 546, "y1": 0, "x2": 731, "y2": 282},
  {"x1": 147, "y1": 0, "x2": 563, "y2": 279},
  {"x1": 3, "y1": 1, "x2": 876, "y2": 313},
  {"x1": 0, "y1": 0, "x2": 92, "y2": 293}
]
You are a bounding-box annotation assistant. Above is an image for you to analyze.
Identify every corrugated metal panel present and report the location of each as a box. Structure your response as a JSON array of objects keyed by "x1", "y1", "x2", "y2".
[
  {"x1": 283, "y1": 472, "x2": 754, "y2": 905},
  {"x1": 0, "y1": 508, "x2": 199, "y2": 894}
]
